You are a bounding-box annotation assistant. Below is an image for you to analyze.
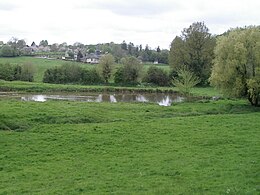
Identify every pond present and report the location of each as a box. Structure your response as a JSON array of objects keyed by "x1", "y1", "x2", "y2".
[{"x1": 0, "y1": 92, "x2": 191, "y2": 106}]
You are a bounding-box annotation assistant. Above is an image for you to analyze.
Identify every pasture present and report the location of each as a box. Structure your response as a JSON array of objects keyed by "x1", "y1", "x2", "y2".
[
  {"x1": 0, "y1": 98, "x2": 259, "y2": 194},
  {"x1": 0, "y1": 56, "x2": 259, "y2": 194}
]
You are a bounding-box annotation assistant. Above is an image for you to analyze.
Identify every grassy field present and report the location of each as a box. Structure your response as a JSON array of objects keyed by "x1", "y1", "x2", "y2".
[
  {"x1": 0, "y1": 56, "x2": 259, "y2": 194},
  {"x1": 0, "y1": 98, "x2": 259, "y2": 194}
]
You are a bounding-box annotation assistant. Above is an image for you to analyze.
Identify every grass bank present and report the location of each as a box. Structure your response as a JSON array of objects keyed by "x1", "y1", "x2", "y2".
[
  {"x1": 0, "y1": 80, "x2": 220, "y2": 97},
  {"x1": 0, "y1": 99, "x2": 259, "y2": 194}
]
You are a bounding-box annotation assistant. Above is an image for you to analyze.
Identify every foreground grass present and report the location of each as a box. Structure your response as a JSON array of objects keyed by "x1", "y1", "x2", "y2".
[{"x1": 0, "y1": 99, "x2": 259, "y2": 194}]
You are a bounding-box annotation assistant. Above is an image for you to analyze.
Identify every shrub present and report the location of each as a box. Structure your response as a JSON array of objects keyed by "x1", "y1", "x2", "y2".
[
  {"x1": 43, "y1": 63, "x2": 103, "y2": 85},
  {"x1": 82, "y1": 69, "x2": 103, "y2": 85},
  {"x1": 143, "y1": 66, "x2": 170, "y2": 86},
  {"x1": 0, "y1": 63, "x2": 14, "y2": 81}
]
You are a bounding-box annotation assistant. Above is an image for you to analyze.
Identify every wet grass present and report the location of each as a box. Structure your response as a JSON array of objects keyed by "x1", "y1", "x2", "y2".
[{"x1": 0, "y1": 99, "x2": 259, "y2": 194}]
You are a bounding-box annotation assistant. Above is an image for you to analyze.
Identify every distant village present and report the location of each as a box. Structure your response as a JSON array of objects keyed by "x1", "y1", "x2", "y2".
[
  {"x1": 23, "y1": 41, "x2": 104, "y2": 64},
  {"x1": 0, "y1": 38, "x2": 169, "y2": 64}
]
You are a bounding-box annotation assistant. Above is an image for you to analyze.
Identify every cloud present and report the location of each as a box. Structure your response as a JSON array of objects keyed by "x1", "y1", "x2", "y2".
[
  {"x1": 75, "y1": 0, "x2": 180, "y2": 16},
  {"x1": 1, "y1": 0, "x2": 260, "y2": 49},
  {"x1": 0, "y1": 1, "x2": 17, "y2": 11}
]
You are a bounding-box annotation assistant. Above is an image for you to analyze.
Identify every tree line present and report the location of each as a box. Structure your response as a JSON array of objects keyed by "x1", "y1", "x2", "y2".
[{"x1": 43, "y1": 55, "x2": 170, "y2": 86}]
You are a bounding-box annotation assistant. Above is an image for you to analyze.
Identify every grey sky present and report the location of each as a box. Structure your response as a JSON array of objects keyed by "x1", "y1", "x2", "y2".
[{"x1": 0, "y1": 0, "x2": 259, "y2": 49}]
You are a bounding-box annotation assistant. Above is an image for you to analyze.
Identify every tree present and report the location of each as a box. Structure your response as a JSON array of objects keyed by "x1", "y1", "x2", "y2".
[
  {"x1": 210, "y1": 26, "x2": 260, "y2": 106},
  {"x1": 121, "y1": 40, "x2": 127, "y2": 50},
  {"x1": 76, "y1": 50, "x2": 83, "y2": 62},
  {"x1": 169, "y1": 22, "x2": 216, "y2": 85},
  {"x1": 16, "y1": 39, "x2": 26, "y2": 49},
  {"x1": 172, "y1": 68, "x2": 200, "y2": 95},
  {"x1": 0, "y1": 45, "x2": 17, "y2": 57},
  {"x1": 122, "y1": 56, "x2": 143, "y2": 84},
  {"x1": 97, "y1": 54, "x2": 115, "y2": 83},
  {"x1": 156, "y1": 46, "x2": 161, "y2": 53},
  {"x1": 39, "y1": 40, "x2": 48, "y2": 47}
]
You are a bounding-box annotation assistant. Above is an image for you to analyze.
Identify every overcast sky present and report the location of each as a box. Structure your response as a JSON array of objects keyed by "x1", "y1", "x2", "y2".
[{"x1": 0, "y1": 0, "x2": 259, "y2": 49}]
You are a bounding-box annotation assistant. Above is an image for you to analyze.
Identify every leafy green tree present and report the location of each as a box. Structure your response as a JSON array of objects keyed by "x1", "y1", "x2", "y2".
[
  {"x1": 122, "y1": 56, "x2": 143, "y2": 84},
  {"x1": 0, "y1": 45, "x2": 17, "y2": 57},
  {"x1": 158, "y1": 50, "x2": 169, "y2": 64},
  {"x1": 210, "y1": 26, "x2": 260, "y2": 106},
  {"x1": 97, "y1": 54, "x2": 115, "y2": 83},
  {"x1": 39, "y1": 40, "x2": 48, "y2": 47},
  {"x1": 169, "y1": 22, "x2": 215, "y2": 85},
  {"x1": 172, "y1": 68, "x2": 200, "y2": 95}
]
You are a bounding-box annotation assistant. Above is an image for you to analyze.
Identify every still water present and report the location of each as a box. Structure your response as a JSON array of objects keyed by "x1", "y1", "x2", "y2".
[
  {"x1": 0, "y1": 92, "x2": 186, "y2": 106},
  {"x1": 20, "y1": 93, "x2": 184, "y2": 106}
]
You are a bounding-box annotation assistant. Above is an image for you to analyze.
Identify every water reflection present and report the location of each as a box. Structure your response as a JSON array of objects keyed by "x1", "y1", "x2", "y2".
[{"x1": 19, "y1": 93, "x2": 185, "y2": 106}]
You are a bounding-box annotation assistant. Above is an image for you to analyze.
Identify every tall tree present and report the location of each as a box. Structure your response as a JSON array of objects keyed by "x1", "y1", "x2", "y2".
[
  {"x1": 122, "y1": 56, "x2": 143, "y2": 84},
  {"x1": 39, "y1": 40, "x2": 48, "y2": 47},
  {"x1": 121, "y1": 40, "x2": 127, "y2": 50},
  {"x1": 210, "y1": 26, "x2": 260, "y2": 106},
  {"x1": 157, "y1": 46, "x2": 161, "y2": 53},
  {"x1": 0, "y1": 45, "x2": 17, "y2": 57},
  {"x1": 97, "y1": 54, "x2": 115, "y2": 83},
  {"x1": 76, "y1": 50, "x2": 83, "y2": 62},
  {"x1": 169, "y1": 22, "x2": 216, "y2": 85},
  {"x1": 17, "y1": 39, "x2": 26, "y2": 49}
]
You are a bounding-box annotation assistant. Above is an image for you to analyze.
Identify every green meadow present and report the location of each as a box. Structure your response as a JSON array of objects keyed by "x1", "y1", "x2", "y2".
[
  {"x1": 0, "y1": 57, "x2": 259, "y2": 194},
  {"x1": 0, "y1": 98, "x2": 259, "y2": 194}
]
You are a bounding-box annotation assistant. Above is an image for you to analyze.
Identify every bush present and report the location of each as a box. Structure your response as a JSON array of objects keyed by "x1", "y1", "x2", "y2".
[
  {"x1": 143, "y1": 66, "x2": 170, "y2": 86},
  {"x1": 43, "y1": 63, "x2": 103, "y2": 85},
  {"x1": 247, "y1": 78, "x2": 260, "y2": 106},
  {"x1": 0, "y1": 62, "x2": 35, "y2": 82},
  {"x1": 82, "y1": 69, "x2": 103, "y2": 85},
  {"x1": 0, "y1": 63, "x2": 15, "y2": 81}
]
